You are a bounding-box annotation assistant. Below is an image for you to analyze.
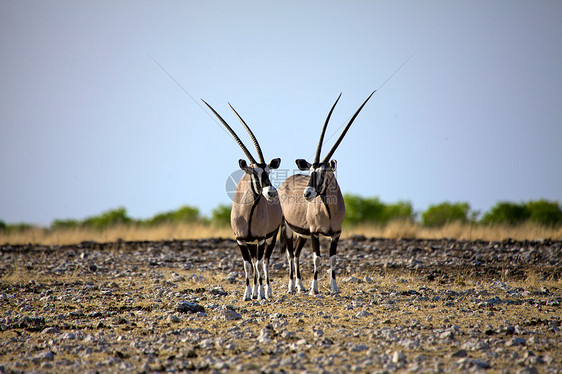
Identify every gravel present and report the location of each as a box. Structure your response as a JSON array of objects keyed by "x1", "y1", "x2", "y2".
[{"x1": 0, "y1": 237, "x2": 561, "y2": 373}]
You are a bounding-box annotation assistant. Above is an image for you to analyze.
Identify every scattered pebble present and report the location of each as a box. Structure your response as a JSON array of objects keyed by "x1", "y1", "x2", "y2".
[
  {"x1": 0, "y1": 238, "x2": 560, "y2": 373},
  {"x1": 176, "y1": 301, "x2": 205, "y2": 314}
]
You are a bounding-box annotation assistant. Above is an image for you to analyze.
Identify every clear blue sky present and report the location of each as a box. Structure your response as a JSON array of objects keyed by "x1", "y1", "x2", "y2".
[{"x1": 1, "y1": 1, "x2": 561, "y2": 225}]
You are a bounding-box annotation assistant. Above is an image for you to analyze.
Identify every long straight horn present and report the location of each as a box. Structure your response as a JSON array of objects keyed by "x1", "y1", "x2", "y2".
[
  {"x1": 314, "y1": 93, "x2": 342, "y2": 165},
  {"x1": 202, "y1": 99, "x2": 257, "y2": 164},
  {"x1": 228, "y1": 103, "x2": 265, "y2": 164},
  {"x1": 321, "y1": 90, "x2": 376, "y2": 163}
]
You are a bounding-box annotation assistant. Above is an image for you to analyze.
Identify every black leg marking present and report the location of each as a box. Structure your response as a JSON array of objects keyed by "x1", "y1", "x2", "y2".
[
  {"x1": 257, "y1": 241, "x2": 266, "y2": 287},
  {"x1": 265, "y1": 227, "x2": 279, "y2": 261},
  {"x1": 264, "y1": 227, "x2": 279, "y2": 297},
  {"x1": 311, "y1": 234, "x2": 321, "y2": 281},
  {"x1": 247, "y1": 243, "x2": 259, "y2": 299},
  {"x1": 237, "y1": 241, "x2": 253, "y2": 300},
  {"x1": 294, "y1": 236, "x2": 307, "y2": 292},
  {"x1": 294, "y1": 236, "x2": 307, "y2": 282},
  {"x1": 329, "y1": 234, "x2": 339, "y2": 258},
  {"x1": 282, "y1": 223, "x2": 296, "y2": 290},
  {"x1": 329, "y1": 234, "x2": 341, "y2": 292}
]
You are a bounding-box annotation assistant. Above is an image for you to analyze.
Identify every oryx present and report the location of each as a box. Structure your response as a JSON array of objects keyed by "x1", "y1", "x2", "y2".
[
  {"x1": 279, "y1": 91, "x2": 375, "y2": 295},
  {"x1": 202, "y1": 100, "x2": 282, "y2": 300}
]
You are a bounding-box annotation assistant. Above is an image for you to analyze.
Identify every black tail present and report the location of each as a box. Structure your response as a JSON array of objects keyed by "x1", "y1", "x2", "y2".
[{"x1": 279, "y1": 218, "x2": 287, "y2": 253}]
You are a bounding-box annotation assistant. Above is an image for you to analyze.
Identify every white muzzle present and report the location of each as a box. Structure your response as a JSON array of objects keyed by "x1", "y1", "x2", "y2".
[
  {"x1": 262, "y1": 186, "x2": 278, "y2": 201},
  {"x1": 303, "y1": 186, "x2": 317, "y2": 201}
]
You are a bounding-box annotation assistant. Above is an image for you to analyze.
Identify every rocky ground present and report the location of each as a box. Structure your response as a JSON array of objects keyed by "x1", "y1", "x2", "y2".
[{"x1": 0, "y1": 237, "x2": 561, "y2": 373}]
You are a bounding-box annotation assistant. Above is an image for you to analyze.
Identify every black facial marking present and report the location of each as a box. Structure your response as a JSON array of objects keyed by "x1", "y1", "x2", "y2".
[
  {"x1": 308, "y1": 165, "x2": 328, "y2": 196},
  {"x1": 248, "y1": 164, "x2": 275, "y2": 198},
  {"x1": 260, "y1": 169, "x2": 272, "y2": 188},
  {"x1": 247, "y1": 169, "x2": 261, "y2": 197}
]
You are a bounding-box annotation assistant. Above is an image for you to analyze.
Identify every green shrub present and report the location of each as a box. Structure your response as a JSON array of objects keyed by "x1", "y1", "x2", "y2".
[
  {"x1": 50, "y1": 219, "x2": 79, "y2": 230},
  {"x1": 343, "y1": 194, "x2": 414, "y2": 225},
  {"x1": 480, "y1": 201, "x2": 529, "y2": 225},
  {"x1": 211, "y1": 204, "x2": 231, "y2": 227},
  {"x1": 421, "y1": 202, "x2": 470, "y2": 227},
  {"x1": 344, "y1": 194, "x2": 385, "y2": 225},
  {"x1": 82, "y1": 207, "x2": 132, "y2": 230},
  {"x1": 146, "y1": 205, "x2": 200, "y2": 226},
  {"x1": 526, "y1": 200, "x2": 562, "y2": 226},
  {"x1": 382, "y1": 200, "x2": 415, "y2": 223},
  {"x1": 2, "y1": 223, "x2": 36, "y2": 232},
  {"x1": 0, "y1": 220, "x2": 6, "y2": 231}
]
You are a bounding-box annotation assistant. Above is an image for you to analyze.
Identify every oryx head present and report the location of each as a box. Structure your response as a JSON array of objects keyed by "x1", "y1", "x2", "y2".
[
  {"x1": 296, "y1": 91, "x2": 375, "y2": 201},
  {"x1": 202, "y1": 100, "x2": 281, "y2": 202}
]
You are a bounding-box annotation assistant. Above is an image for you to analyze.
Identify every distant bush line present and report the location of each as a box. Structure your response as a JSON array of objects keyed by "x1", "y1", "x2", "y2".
[
  {"x1": 1, "y1": 197, "x2": 561, "y2": 233},
  {"x1": 344, "y1": 197, "x2": 562, "y2": 228}
]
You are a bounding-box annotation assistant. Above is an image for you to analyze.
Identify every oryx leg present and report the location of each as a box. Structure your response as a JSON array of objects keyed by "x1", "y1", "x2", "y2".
[
  {"x1": 294, "y1": 235, "x2": 307, "y2": 293},
  {"x1": 281, "y1": 223, "x2": 296, "y2": 293},
  {"x1": 310, "y1": 233, "x2": 321, "y2": 295},
  {"x1": 246, "y1": 243, "x2": 259, "y2": 299},
  {"x1": 237, "y1": 240, "x2": 253, "y2": 301},
  {"x1": 252, "y1": 239, "x2": 265, "y2": 300},
  {"x1": 329, "y1": 233, "x2": 341, "y2": 293},
  {"x1": 263, "y1": 227, "x2": 279, "y2": 299}
]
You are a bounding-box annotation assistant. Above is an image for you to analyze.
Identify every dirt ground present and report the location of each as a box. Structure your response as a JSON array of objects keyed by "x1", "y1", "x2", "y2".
[{"x1": 0, "y1": 237, "x2": 561, "y2": 373}]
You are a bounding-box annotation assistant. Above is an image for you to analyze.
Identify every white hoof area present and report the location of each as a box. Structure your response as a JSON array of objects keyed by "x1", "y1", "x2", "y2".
[
  {"x1": 243, "y1": 286, "x2": 252, "y2": 301},
  {"x1": 252, "y1": 285, "x2": 259, "y2": 299},
  {"x1": 309, "y1": 279, "x2": 319, "y2": 295},
  {"x1": 296, "y1": 279, "x2": 306, "y2": 293},
  {"x1": 330, "y1": 279, "x2": 340, "y2": 293}
]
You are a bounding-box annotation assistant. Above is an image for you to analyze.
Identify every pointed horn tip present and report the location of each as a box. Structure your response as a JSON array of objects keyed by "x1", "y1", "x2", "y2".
[
  {"x1": 314, "y1": 92, "x2": 344, "y2": 163},
  {"x1": 228, "y1": 102, "x2": 266, "y2": 164},
  {"x1": 320, "y1": 90, "x2": 376, "y2": 164}
]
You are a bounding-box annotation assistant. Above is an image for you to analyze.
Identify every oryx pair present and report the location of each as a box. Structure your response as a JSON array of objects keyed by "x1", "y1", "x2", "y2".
[{"x1": 203, "y1": 91, "x2": 375, "y2": 300}]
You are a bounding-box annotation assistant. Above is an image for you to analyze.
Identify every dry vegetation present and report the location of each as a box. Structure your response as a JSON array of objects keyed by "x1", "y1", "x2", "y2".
[
  {"x1": 0, "y1": 223, "x2": 233, "y2": 246},
  {"x1": 2, "y1": 221, "x2": 561, "y2": 246},
  {"x1": 344, "y1": 220, "x2": 562, "y2": 242}
]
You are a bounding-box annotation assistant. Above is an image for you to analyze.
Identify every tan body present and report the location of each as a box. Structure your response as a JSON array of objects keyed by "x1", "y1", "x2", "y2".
[
  {"x1": 279, "y1": 174, "x2": 345, "y2": 236},
  {"x1": 279, "y1": 172, "x2": 345, "y2": 294},
  {"x1": 232, "y1": 174, "x2": 283, "y2": 241}
]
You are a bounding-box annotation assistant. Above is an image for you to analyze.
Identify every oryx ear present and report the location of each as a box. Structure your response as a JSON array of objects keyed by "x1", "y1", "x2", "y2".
[
  {"x1": 239, "y1": 159, "x2": 253, "y2": 174},
  {"x1": 296, "y1": 159, "x2": 311, "y2": 171},
  {"x1": 269, "y1": 158, "x2": 281, "y2": 170},
  {"x1": 329, "y1": 160, "x2": 337, "y2": 171}
]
